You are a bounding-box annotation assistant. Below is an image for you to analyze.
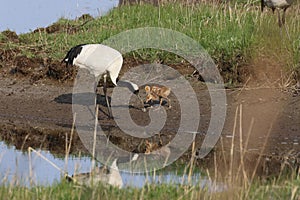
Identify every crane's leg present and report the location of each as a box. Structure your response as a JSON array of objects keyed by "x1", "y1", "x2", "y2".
[
  {"x1": 277, "y1": 9, "x2": 282, "y2": 27},
  {"x1": 103, "y1": 74, "x2": 112, "y2": 118},
  {"x1": 94, "y1": 76, "x2": 100, "y2": 116},
  {"x1": 282, "y1": 9, "x2": 291, "y2": 40},
  {"x1": 261, "y1": 0, "x2": 265, "y2": 12},
  {"x1": 282, "y1": 9, "x2": 286, "y2": 25},
  {"x1": 276, "y1": 9, "x2": 284, "y2": 38}
]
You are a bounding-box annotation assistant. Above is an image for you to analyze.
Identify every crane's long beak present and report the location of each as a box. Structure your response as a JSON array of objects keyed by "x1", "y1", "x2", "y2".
[
  {"x1": 117, "y1": 80, "x2": 146, "y2": 112},
  {"x1": 61, "y1": 58, "x2": 69, "y2": 68}
]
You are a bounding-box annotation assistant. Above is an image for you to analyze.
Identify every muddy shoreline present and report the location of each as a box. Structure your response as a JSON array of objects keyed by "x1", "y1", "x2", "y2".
[{"x1": 0, "y1": 70, "x2": 299, "y2": 177}]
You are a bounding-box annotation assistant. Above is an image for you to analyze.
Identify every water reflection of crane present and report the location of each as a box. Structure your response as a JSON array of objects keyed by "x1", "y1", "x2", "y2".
[{"x1": 67, "y1": 154, "x2": 139, "y2": 188}]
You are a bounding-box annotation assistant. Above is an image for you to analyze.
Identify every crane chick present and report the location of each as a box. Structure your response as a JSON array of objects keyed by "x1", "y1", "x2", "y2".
[{"x1": 145, "y1": 85, "x2": 171, "y2": 109}]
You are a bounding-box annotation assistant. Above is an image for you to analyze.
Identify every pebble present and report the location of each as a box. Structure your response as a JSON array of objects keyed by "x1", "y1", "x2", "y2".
[{"x1": 281, "y1": 142, "x2": 287, "y2": 145}]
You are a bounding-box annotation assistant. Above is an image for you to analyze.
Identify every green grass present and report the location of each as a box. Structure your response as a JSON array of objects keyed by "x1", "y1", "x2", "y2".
[
  {"x1": 1, "y1": 2, "x2": 299, "y2": 84},
  {"x1": 17, "y1": 3, "x2": 256, "y2": 60},
  {"x1": 0, "y1": 173, "x2": 299, "y2": 200},
  {"x1": 0, "y1": 181, "x2": 189, "y2": 200}
]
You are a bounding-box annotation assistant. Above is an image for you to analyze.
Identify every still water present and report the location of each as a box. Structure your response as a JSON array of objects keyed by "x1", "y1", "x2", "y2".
[{"x1": 0, "y1": 141, "x2": 220, "y2": 189}]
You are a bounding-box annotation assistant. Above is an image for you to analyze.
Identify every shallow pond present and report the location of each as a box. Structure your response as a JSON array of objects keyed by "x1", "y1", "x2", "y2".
[{"x1": 0, "y1": 141, "x2": 222, "y2": 190}]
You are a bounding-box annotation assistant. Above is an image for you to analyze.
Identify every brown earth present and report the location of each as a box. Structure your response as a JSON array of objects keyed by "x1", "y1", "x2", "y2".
[{"x1": 0, "y1": 28, "x2": 299, "y2": 179}]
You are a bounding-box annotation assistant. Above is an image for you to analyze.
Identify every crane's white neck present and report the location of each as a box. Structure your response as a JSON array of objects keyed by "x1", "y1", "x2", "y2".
[
  {"x1": 117, "y1": 80, "x2": 139, "y2": 93},
  {"x1": 108, "y1": 159, "x2": 123, "y2": 188}
]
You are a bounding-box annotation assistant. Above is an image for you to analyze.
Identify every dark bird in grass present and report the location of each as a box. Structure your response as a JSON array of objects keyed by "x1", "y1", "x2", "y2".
[
  {"x1": 261, "y1": 0, "x2": 293, "y2": 27},
  {"x1": 261, "y1": 0, "x2": 293, "y2": 38}
]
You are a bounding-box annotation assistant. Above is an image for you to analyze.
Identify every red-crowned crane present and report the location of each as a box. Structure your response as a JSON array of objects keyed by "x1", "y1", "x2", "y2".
[{"x1": 63, "y1": 44, "x2": 145, "y2": 117}]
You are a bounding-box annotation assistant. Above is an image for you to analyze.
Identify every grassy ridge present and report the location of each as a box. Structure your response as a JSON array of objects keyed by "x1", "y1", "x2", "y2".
[{"x1": 1, "y1": 2, "x2": 299, "y2": 84}]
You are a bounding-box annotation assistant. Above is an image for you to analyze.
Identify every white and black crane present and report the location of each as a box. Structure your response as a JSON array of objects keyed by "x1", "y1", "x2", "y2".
[
  {"x1": 261, "y1": 0, "x2": 293, "y2": 38},
  {"x1": 62, "y1": 44, "x2": 145, "y2": 117}
]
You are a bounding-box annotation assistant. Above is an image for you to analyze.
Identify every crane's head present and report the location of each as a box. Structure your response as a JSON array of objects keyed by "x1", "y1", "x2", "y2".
[
  {"x1": 62, "y1": 44, "x2": 86, "y2": 67},
  {"x1": 116, "y1": 153, "x2": 139, "y2": 165},
  {"x1": 116, "y1": 80, "x2": 146, "y2": 112},
  {"x1": 117, "y1": 80, "x2": 140, "y2": 94}
]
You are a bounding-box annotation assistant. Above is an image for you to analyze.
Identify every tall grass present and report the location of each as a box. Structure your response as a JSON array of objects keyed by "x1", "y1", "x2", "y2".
[
  {"x1": 0, "y1": 158, "x2": 299, "y2": 199},
  {"x1": 19, "y1": 3, "x2": 256, "y2": 59}
]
